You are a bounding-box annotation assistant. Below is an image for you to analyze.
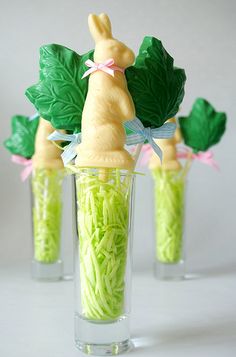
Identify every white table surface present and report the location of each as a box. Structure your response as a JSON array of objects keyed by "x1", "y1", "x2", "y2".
[{"x1": 1, "y1": 264, "x2": 236, "y2": 357}]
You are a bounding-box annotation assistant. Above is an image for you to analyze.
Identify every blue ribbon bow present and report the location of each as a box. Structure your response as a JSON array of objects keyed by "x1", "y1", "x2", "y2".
[
  {"x1": 125, "y1": 118, "x2": 176, "y2": 161},
  {"x1": 47, "y1": 131, "x2": 81, "y2": 165}
]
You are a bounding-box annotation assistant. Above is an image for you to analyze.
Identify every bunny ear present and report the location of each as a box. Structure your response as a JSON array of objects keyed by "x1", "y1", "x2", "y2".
[
  {"x1": 88, "y1": 13, "x2": 112, "y2": 43},
  {"x1": 98, "y1": 13, "x2": 112, "y2": 36},
  {"x1": 88, "y1": 14, "x2": 104, "y2": 42}
]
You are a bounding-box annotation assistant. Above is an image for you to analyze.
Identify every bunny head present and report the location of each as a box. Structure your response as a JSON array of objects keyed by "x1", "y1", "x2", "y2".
[{"x1": 88, "y1": 13, "x2": 135, "y2": 68}]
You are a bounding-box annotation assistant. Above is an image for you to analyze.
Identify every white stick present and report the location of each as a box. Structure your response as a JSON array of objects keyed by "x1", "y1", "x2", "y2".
[{"x1": 133, "y1": 143, "x2": 143, "y2": 168}]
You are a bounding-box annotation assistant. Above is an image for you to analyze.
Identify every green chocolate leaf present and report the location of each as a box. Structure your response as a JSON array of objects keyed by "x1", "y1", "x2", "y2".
[
  {"x1": 25, "y1": 44, "x2": 94, "y2": 132},
  {"x1": 179, "y1": 98, "x2": 227, "y2": 152},
  {"x1": 4, "y1": 114, "x2": 39, "y2": 158},
  {"x1": 126, "y1": 36, "x2": 186, "y2": 128}
]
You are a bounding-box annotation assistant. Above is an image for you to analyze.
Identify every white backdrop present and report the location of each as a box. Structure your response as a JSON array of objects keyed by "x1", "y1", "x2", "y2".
[{"x1": 0, "y1": 0, "x2": 235, "y2": 274}]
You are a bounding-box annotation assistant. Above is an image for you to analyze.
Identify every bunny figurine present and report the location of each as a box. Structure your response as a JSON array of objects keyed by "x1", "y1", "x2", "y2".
[
  {"x1": 149, "y1": 118, "x2": 182, "y2": 171},
  {"x1": 75, "y1": 13, "x2": 135, "y2": 170},
  {"x1": 33, "y1": 118, "x2": 64, "y2": 169}
]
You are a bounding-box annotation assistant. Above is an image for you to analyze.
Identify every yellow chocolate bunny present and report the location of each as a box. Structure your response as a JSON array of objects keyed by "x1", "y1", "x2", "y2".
[
  {"x1": 149, "y1": 118, "x2": 182, "y2": 171},
  {"x1": 33, "y1": 118, "x2": 64, "y2": 169},
  {"x1": 76, "y1": 13, "x2": 135, "y2": 170}
]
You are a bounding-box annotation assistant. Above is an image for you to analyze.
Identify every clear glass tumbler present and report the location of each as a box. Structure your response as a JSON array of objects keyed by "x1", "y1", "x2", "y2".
[
  {"x1": 152, "y1": 169, "x2": 186, "y2": 280},
  {"x1": 74, "y1": 168, "x2": 135, "y2": 355},
  {"x1": 31, "y1": 168, "x2": 64, "y2": 280}
]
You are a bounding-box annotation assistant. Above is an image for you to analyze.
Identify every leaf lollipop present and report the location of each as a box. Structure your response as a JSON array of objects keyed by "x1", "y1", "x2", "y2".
[
  {"x1": 25, "y1": 45, "x2": 94, "y2": 132},
  {"x1": 179, "y1": 98, "x2": 227, "y2": 153},
  {"x1": 25, "y1": 35, "x2": 187, "y2": 166},
  {"x1": 4, "y1": 114, "x2": 39, "y2": 158},
  {"x1": 126, "y1": 36, "x2": 186, "y2": 128}
]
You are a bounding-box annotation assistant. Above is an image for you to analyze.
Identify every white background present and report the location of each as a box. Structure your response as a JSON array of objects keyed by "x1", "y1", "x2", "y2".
[{"x1": 1, "y1": 1, "x2": 236, "y2": 356}]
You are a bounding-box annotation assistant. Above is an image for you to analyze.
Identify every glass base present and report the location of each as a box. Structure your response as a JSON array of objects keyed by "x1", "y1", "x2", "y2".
[
  {"x1": 75, "y1": 313, "x2": 132, "y2": 356},
  {"x1": 31, "y1": 259, "x2": 63, "y2": 281},
  {"x1": 154, "y1": 260, "x2": 185, "y2": 280}
]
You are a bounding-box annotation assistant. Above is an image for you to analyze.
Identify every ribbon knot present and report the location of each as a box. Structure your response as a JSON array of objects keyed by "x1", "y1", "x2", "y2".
[
  {"x1": 11, "y1": 155, "x2": 33, "y2": 181},
  {"x1": 177, "y1": 147, "x2": 219, "y2": 170},
  {"x1": 82, "y1": 58, "x2": 124, "y2": 79},
  {"x1": 125, "y1": 118, "x2": 176, "y2": 161},
  {"x1": 141, "y1": 127, "x2": 152, "y2": 142},
  {"x1": 48, "y1": 131, "x2": 81, "y2": 165}
]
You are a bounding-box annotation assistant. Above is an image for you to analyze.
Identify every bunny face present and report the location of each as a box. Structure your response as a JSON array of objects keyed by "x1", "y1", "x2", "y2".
[
  {"x1": 94, "y1": 39, "x2": 135, "y2": 68},
  {"x1": 88, "y1": 13, "x2": 135, "y2": 69}
]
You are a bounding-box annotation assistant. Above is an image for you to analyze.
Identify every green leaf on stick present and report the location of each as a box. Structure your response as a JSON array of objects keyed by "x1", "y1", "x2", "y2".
[
  {"x1": 4, "y1": 114, "x2": 39, "y2": 158},
  {"x1": 178, "y1": 98, "x2": 227, "y2": 152},
  {"x1": 126, "y1": 36, "x2": 186, "y2": 128},
  {"x1": 25, "y1": 44, "x2": 94, "y2": 132}
]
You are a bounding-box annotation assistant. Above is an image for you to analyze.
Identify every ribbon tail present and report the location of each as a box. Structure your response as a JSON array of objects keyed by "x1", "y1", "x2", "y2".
[
  {"x1": 85, "y1": 59, "x2": 95, "y2": 67},
  {"x1": 82, "y1": 67, "x2": 95, "y2": 79},
  {"x1": 149, "y1": 137, "x2": 163, "y2": 162},
  {"x1": 28, "y1": 113, "x2": 39, "y2": 121},
  {"x1": 211, "y1": 160, "x2": 220, "y2": 171},
  {"x1": 21, "y1": 165, "x2": 33, "y2": 182},
  {"x1": 201, "y1": 157, "x2": 220, "y2": 171},
  {"x1": 193, "y1": 151, "x2": 220, "y2": 171},
  {"x1": 205, "y1": 151, "x2": 220, "y2": 171},
  {"x1": 102, "y1": 67, "x2": 114, "y2": 76},
  {"x1": 61, "y1": 142, "x2": 78, "y2": 165}
]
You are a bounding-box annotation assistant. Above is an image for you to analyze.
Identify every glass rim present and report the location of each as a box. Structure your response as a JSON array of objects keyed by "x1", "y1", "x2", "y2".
[{"x1": 73, "y1": 167, "x2": 135, "y2": 178}]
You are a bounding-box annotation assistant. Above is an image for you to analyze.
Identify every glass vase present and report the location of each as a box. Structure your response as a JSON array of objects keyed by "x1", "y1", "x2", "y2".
[
  {"x1": 74, "y1": 168, "x2": 135, "y2": 355},
  {"x1": 152, "y1": 169, "x2": 186, "y2": 280},
  {"x1": 31, "y1": 168, "x2": 64, "y2": 280}
]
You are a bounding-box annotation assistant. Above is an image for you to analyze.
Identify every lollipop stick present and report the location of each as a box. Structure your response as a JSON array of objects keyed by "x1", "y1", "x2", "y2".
[
  {"x1": 133, "y1": 143, "x2": 143, "y2": 168},
  {"x1": 99, "y1": 168, "x2": 109, "y2": 182},
  {"x1": 181, "y1": 150, "x2": 193, "y2": 178}
]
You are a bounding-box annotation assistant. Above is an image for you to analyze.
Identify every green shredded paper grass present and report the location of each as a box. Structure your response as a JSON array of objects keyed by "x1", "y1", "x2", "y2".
[
  {"x1": 152, "y1": 169, "x2": 185, "y2": 264},
  {"x1": 76, "y1": 169, "x2": 133, "y2": 321},
  {"x1": 32, "y1": 168, "x2": 64, "y2": 263}
]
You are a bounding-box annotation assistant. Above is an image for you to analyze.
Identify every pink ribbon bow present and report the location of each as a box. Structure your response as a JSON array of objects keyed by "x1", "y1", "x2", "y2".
[
  {"x1": 82, "y1": 58, "x2": 125, "y2": 79},
  {"x1": 177, "y1": 147, "x2": 219, "y2": 170},
  {"x1": 11, "y1": 155, "x2": 33, "y2": 181}
]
